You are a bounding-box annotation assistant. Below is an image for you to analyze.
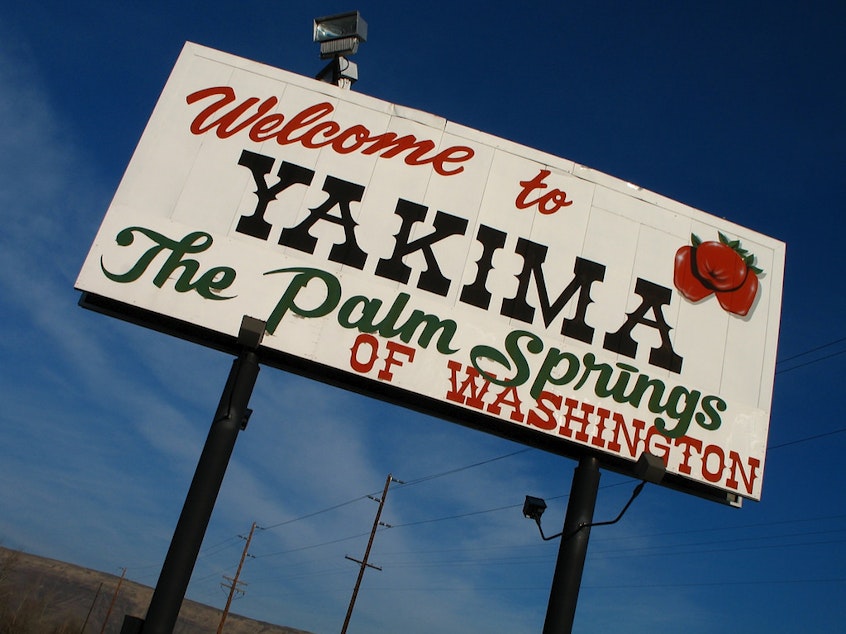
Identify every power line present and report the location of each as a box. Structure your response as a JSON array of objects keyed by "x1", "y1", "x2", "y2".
[
  {"x1": 775, "y1": 335, "x2": 846, "y2": 374},
  {"x1": 258, "y1": 494, "x2": 372, "y2": 532},
  {"x1": 228, "y1": 506, "x2": 846, "y2": 602},
  {"x1": 375, "y1": 513, "x2": 846, "y2": 562},
  {"x1": 391, "y1": 480, "x2": 633, "y2": 530},
  {"x1": 591, "y1": 512, "x2": 846, "y2": 544},
  {"x1": 253, "y1": 531, "x2": 373, "y2": 559},
  {"x1": 201, "y1": 535, "x2": 244, "y2": 553},
  {"x1": 776, "y1": 336, "x2": 846, "y2": 365},
  {"x1": 314, "y1": 576, "x2": 846, "y2": 593},
  {"x1": 247, "y1": 482, "x2": 640, "y2": 560},
  {"x1": 248, "y1": 480, "x2": 839, "y2": 561},
  {"x1": 244, "y1": 529, "x2": 846, "y2": 584},
  {"x1": 582, "y1": 577, "x2": 846, "y2": 590},
  {"x1": 361, "y1": 528, "x2": 846, "y2": 571},
  {"x1": 399, "y1": 448, "x2": 533, "y2": 487},
  {"x1": 776, "y1": 348, "x2": 846, "y2": 374},
  {"x1": 256, "y1": 448, "x2": 533, "y2": 532},
  {"x1": 391, "y1": 501, "x2": 523, "y2": 528},
  {"x1": 624, "y1": 532, "x2": 846, "y2": 556},
  {"x1": 768, "y1": 426, "x2": 846, "y2": 449}
]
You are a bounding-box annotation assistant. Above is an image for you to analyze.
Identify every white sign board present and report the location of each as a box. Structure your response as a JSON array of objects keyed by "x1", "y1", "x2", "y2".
[{"x1": 76, "y1": 43, "x2": 785, "y2": 503}]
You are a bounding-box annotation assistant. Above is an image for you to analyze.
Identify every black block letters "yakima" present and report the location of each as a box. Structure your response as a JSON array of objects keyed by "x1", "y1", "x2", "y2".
[{"x1": 234, "y1": 149, "x2": 683, "y2": 373}]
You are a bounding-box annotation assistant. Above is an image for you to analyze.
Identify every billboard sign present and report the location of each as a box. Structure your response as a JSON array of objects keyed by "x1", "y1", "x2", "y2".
[{"x1": 76, "y1": 43, "x2": 785, "y2": 504}]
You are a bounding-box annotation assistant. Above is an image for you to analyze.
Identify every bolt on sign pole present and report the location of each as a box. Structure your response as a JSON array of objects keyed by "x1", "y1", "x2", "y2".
[
  {"x1": 121, "y1": 317, "x2": 265, "y2": 634},
  {"x1": 543, "y1": 455, "x2": 601, "y2": 634}
]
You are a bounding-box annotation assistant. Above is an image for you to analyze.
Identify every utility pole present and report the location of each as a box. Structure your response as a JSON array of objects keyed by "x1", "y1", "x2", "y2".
[
  {"x1": 80, "y1": 582, "x2": 103, "y2": 634},
  {"x1": 340, "y1": 474, "x2": 396, "y2": 634},
  {"x1": 216, "y1": 522, "x2": 257, "y2": 634},
  {"x1": 100, "y1": 568, "x2": 126, "y2": 634}
]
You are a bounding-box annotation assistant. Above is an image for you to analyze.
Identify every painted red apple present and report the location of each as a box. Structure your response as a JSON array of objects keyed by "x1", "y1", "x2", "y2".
[{"x1": 673, "y1": 232, "x2": 763, "y2": 317}]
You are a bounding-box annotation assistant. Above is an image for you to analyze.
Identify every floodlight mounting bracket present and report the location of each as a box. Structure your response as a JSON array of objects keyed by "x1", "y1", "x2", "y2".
[{"x1": 528, "y1": 453, "x2": 665, "y2": 542}]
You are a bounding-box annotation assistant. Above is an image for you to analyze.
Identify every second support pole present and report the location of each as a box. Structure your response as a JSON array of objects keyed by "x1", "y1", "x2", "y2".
[{"x1": 542, "y1": 455, "x2": 601, "y2": 634}]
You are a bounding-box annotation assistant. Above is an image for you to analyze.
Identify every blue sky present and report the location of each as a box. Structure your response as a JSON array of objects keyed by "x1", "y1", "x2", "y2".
[{"x1": 1, "y1": 2, "x2": 845, "y2": 633}]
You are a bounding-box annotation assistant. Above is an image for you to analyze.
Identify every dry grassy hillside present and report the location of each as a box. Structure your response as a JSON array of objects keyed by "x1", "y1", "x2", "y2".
[{"x1": 0, "y1": 547, "x2": 314, "y2": 634}]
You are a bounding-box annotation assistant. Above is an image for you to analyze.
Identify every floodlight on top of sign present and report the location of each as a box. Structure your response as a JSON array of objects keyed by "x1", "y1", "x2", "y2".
[{"x1": 314, "y1": 11, "x2": 368, "y2": 58}]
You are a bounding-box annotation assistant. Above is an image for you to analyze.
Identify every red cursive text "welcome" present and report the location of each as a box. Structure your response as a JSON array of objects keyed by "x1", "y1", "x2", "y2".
[{"x1": 186, "y1": 86, "x2": 475, "y2": 176}]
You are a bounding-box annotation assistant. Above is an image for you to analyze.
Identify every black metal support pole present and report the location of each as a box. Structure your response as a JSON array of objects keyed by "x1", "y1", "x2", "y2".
[
  {"x1": 139, "y1": 348, "x2": 260, "y2": 634},
  {"x1": 542, "y1": 455, "x2": 601, "y2": 634}
]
